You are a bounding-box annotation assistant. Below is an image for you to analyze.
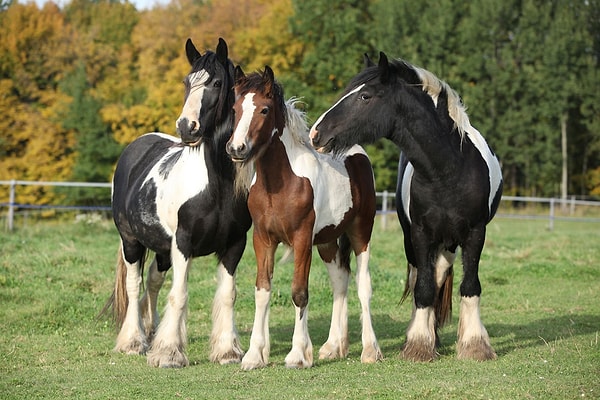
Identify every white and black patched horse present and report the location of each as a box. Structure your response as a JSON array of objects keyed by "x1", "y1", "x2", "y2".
[
  {"x1": 310, "y1": 52, "x2": 503, "y2": 361},
  {"x1": 106, "y1": 38, "x2": 251, "y2": 368}
]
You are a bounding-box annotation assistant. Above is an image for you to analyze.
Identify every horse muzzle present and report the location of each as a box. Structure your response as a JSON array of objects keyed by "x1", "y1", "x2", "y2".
[
  {"x1": 309, "y1": 128, "x2": 333, "y2": 152},
  {"x1": 176, "y1": 117, "x2": 202, "y2": 146},
  {"x1": 226, "y1": 141, "x2": 250, "y2": 163}
]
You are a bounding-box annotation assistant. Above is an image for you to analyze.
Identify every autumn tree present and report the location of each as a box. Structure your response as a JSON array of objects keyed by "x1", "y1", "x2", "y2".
[
  {"x1": 289, "y1": 0, "x2": 374, "y2": 119},
  {"x1": 57, "y1": 63, "x2": 121, "y2": 205},
  {"x1": 0, "y1": 2, "x2": 77, "y2": 206}
]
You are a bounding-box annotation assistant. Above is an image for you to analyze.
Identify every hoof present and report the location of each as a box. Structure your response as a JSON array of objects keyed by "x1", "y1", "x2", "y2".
[
  {"x1": 318, "y1": 340, "x2": 348, "y2": 360},
  {"x1": 114, "y1": 337, "x2": 148, "y2": 355},
  {"x1": 361, "y1": 344, "x2": 383, "y2": 363},
  {"x1": 212, "y1": 349, "x2": 244, "y2": 365},
  {"x1": 147, "y1": 345, "x2": 189, "y2": 368},
  {"x1": 285, "y1": 349, "x2": 313, "y2": 369},
  {"x1": 240, "y1": 346, "x2": 268, "y2": 370},
  {"x1": 401, "y1": 339, "x2": 437, "y2": 362},
  {"x1": 210, "y1": 335, "x2": 244, "y2": 365},
  {"x1": 457, "y1": 337, "x2": 497, "y2": 361}
]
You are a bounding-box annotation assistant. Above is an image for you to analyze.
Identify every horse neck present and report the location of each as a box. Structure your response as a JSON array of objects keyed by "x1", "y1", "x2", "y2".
[
  {"x1": 253, "y1": 124, "x2": 297, "y2": 190},
  {"x1": 390, "y1": 103, "x2": 462, "y2": 180},
  {"x1": 207, "y1": 118, "x2": 237, "y2": 181}
]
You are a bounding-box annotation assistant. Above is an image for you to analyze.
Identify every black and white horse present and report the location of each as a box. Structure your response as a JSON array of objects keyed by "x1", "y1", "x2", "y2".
[
  {"x1": 106, "y1": 38, "x2": 251, "y2": 367},
  {"x1": 310, "y1": 52, "x2": 503, "y2": 361}
]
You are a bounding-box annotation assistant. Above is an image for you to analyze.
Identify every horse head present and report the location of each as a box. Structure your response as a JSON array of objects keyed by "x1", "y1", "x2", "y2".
[
  {"x1": 309, "y1": 51, "x2": 399, "y2": 153},
  {"x1": 226, "y1": 65, "x2": 286, "y2": 163},
  {"x1": 176, "y1": 38, "x2": 235, "y2": 146}
]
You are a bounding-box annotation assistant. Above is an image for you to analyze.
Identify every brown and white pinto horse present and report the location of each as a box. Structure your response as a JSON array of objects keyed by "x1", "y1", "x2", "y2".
[{"x1": 226, "y1": 66, "x2": 382, "y2": 369}]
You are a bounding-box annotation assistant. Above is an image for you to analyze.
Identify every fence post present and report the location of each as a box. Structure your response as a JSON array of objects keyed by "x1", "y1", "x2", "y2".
[
  {"x1": 381, "y1": 190, "x2": 388, "y2": 230},
  {"x1": 548, "y1": 198, "x2": 555, "y2": 231},
  {"x1": 7, "y1": 179, "x2": 15, "y2": 232}
]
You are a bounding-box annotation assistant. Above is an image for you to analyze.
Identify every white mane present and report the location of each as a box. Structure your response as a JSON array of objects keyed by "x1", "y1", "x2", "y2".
[
  {"x1": 411, "y1": 64, "x2": 472, "y2": 140},
  {"x1": 284, "y1": 97, "x2": 312, "y2": 147}
]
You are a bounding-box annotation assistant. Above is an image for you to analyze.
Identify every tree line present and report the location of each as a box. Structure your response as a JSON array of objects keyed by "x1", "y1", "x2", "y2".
[{"x1": 1, "y1": 0, "x2": 599, "y2": 208}]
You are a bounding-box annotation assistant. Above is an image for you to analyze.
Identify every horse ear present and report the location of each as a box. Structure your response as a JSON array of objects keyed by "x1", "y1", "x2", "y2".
[
  {"x1": 263, "y1": 65, "x2": 275, "y2": 84},
  {"x1": 378, "y1": 51, "x2": 390, "y2": 83},
  {"x1": 185, "y1": 38, "x2": 201, "y2": 66},
  {"x1": 263, "y1": 65, "x2": 275, "y2": 96},
  {"x1": 364, "y1": 53, "x2": 375, "y2": 68},
  {"x1": 216, "y1": 37, "x2": 228, "y2": 65},
  {"x1": 234, "y1": 65, "x2": 246, "y2": 83}
]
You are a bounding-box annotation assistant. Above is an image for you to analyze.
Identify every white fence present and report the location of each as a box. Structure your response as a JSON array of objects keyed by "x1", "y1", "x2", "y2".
[
  {"x1": 2, "y1": 180, "x2": 600, "y2": 232},
  {"x1": 376, "y1": 191, "x2": 600, "y2": 230},
  {"x1": 1, "y1": 180, "x2": 111, "y2": 231}
]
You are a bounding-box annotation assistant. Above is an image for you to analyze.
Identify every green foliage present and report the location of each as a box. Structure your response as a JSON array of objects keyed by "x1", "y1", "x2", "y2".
[
  {"x1": 289, "y1": 0, "x2": 374, "y2": 120},
  {"x1": 57, "y1": 63, "x2": 121, "y2": 205},
  {"x1": 0, "y1": 218, "x2": 598, "y2": 398}
]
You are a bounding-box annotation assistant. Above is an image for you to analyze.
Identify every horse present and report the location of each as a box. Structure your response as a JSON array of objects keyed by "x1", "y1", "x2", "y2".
[
  {"x1": 105, "y1": 38, "x2": 251, "y2": 368},
  {"x1": 226, "y1": 66, "x2": 382, "y2": 369},
  {"x1": 310, "y1": 52, "x2": 503, "y2": 362}
]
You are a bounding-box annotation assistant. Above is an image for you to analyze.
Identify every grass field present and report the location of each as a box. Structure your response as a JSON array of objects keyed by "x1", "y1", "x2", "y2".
[{"x1": 1, "y1": 216, "x2": 598, "y2": 399}]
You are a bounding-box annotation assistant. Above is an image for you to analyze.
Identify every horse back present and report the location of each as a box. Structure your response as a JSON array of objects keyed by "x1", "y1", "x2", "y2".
[{"x1": 113, "y1": 133, "x2": 179, "y2": 194}]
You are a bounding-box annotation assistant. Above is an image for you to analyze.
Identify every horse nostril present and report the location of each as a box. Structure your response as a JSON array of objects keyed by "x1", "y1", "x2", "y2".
[
  {"x1": 311, "y1": 132, "x2": 320, "y2": 146},
  {"x1": 190, "y1": 121, "x2": 197, "y2": 131},
  {"x1": 227, "y1": 141, "x2": 247, "y2": 160}
]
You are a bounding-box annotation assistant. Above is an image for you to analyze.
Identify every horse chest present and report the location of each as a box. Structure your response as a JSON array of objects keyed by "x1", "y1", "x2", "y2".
[{"x1": 138, "y1": 147, "x2": 211, "y2": 236}]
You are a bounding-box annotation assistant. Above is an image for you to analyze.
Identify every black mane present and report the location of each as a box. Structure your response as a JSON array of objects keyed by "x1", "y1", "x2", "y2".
[{"x1": 236, "y1": 69, "x2": 287, "y2": 123}]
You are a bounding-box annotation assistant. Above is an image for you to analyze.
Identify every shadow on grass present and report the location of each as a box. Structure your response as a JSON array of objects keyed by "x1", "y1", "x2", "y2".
[
  {"x1": 185, "y1": 311, "x2": 598, "y2": 366},
  {"x1": 486, "y1": 312, "x2": 599, "y2": 356},
  {"x1": 263, "y1": 311, "x2": 599, "y2": 360}
]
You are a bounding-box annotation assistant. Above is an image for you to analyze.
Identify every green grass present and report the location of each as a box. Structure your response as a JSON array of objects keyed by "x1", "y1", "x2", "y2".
[{"x1": 1, "y1": 217, "x2": 599, "y2": 399}]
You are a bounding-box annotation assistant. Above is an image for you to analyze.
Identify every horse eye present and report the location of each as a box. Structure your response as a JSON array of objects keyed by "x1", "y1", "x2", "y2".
[
  {"x1": 214, "y1": 80, "x2": 222, "y2": 88},
  {"x1": 261, "y1": 107, "x2": 269, "y2": 115},
  {"x1": 360, "y1": 93, "x2": 371, "y2": 101}
]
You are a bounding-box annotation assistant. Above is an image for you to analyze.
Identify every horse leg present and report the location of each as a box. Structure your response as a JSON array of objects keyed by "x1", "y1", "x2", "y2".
[
  {"x1": 457, "y1": 226, "x2": 496, "y2": 360},
  {"x1": 284, "y1": 238, "x2": 313, "y2": 368},
  {"x1": 210, "y1": 262, "x2": 244, "y2": 364},
  {"x1": 139, "y1": 256, "x2": 167, "y2": 340},
  {"x1": 210, "y1": 235, "x2": 246, "y2": 364},
  {"x1": 114, "y1": 242, "x2": 148, "y2": 355},
  {"x1": 147, "y1": 244, "x2": 190, "y2": 368},
  {"x1": 317, "y1": 241, "x2": 350, "y2": 361},
  {"x1": 354, "y1": 244, "x2": 382, "y2": 363},
  {"x1": 241, "y1": 234, "x2": 276, "y2": 370},
  {"x1": 402, "y1": 235, "x2": 437, "y2": 361}
]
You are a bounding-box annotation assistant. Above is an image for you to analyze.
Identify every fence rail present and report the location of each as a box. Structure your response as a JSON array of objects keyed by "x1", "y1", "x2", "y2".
[{"x1": 2, "y1": 180, "x2": 600, "y2": 231}]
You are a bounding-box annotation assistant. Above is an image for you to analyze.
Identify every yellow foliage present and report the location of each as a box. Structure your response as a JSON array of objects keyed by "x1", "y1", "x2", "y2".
[
  {"x1": 232, "y1": 0, "x2": 303, "y2": 73},
  {"x1": 0, "y1": 3, "x2": 77, "y2": 206},
  {"x1": 587, "y1": 167, "x2": 600, "y2": 196}
]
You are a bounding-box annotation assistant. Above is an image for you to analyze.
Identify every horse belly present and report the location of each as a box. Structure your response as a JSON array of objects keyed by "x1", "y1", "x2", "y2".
[
  {"x1": 311, "y1": 164, "x2": 354, "y2": 238},
  {"x1": 125, "y1": 179, "x2": 173, "y2": 253}
]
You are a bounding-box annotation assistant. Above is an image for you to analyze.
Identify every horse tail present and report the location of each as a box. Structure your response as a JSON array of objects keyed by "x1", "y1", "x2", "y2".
[
  {"x1": 339, "y1": 233, "x2": 352, "y2": 272},
  {"x1": 400, "y1": 262, "x2": 412, "y2": 304},
  {"x1": 435, "y1": 265, "x2": 453, "y2": 328},
  {"x1": 99, "y1": 242, "x2": 146, "y2": 328},
  {"x1": 278, "y1": 245, "x2": 294, "y2": 264},
  {"x1": 112, "y1": 244, "x2": 130, "y2": 328},
  {"x1": 399, "y1": 262, "x2": 453, "y2": 327}
]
